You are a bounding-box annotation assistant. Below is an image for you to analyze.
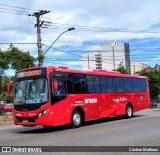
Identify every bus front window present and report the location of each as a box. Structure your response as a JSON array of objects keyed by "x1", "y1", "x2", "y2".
[{"x1": 14, "y1": 78, "x2": 48, "y2": 104}]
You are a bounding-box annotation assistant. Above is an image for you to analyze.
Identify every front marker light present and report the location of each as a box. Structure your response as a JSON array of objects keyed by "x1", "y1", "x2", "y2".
[
  {"x1": 38, "y1": 112, "x2": 43, "y2": 118},
  {"x1": 43, "y1": 109, "x2": 48, "y2": 115},
  {"x1": 38, "y1": 109, "x2": 48, "y2": 118}
]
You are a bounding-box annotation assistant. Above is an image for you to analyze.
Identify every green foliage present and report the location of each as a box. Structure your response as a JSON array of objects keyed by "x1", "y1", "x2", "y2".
[
  {"x1": 0, "y1": 45, "x2": 36, "y2": 71},
  {"x1": 37, "y1": 54, "x2": 44, "y2": 65},
  {"x1": 116, "y1": 66, "x2": 128, "y2": 74},
  {"x1": 0, "y1": 50, "x2": 10, "y2": 70},
  {"x1": 0, "y1": 76, "x2": 14, "y2": 103},
  {"x1": 0, "y1": 45, "x2": 36, "y2": 102},
  {"x1": 6, "y1": 46, "x2": 36, "y2": 71},
  {"x1": 138, "y1": 69, "x2": 160, "y2": 99}
]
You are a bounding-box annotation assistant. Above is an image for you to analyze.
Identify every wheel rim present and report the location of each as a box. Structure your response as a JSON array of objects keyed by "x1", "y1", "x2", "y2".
[
  {"x1": 73, "y1": 113, "x2": 81, "y2": 125},
  {"x1": 127, "y1": 107, "x2": 132, "y2": 117}
]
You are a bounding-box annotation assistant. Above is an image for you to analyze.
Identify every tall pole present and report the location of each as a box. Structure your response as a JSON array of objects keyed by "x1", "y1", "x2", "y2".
[
  {"x1": 36, "y1": 13, "x2": 42, "y2": 67},
  {"x1": 112, "y1": 45, "x2": 115, "y2": 70},
  {"x1": 112, "y1": 40, "x2": 116, "y2": 70},
  {"x1": 87, "y1": 55, "x2": 90, "y2": 70},
  {"x1": 30, "y1": 10, "x2": 50, "y2": 66}
]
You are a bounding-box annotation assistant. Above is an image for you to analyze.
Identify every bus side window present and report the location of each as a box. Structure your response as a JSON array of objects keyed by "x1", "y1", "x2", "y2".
[
  {"x1": 141, "y1": 79, "x2": 147, "y2": 92},
  {"x1": 133, "y1": 79, "x2": 141, "y2": 92},
  {"x1": 123, "y1": 78, "x2": 133, "y2": 92},
  {"x1": 67, "y1": 74, "x2": 75, "y2": 94},
  {"x1": 67, "y1": 74, "x2": 87, "y2": 94},
  {"x1": 113, "y1": 77, "x2": 124, "y2": 92}
]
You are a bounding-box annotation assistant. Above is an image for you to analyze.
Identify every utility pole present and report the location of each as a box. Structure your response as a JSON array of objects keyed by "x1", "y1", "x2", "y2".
[
  {"x1": 112, "y1": 40, "x2": 116, "y2": 70},
  {"x1": 29, "y1": 10, "x2": 50, "y2": 66},
  {"x1": 87, "y1": 55, "x2": 90, "y2": 70}
]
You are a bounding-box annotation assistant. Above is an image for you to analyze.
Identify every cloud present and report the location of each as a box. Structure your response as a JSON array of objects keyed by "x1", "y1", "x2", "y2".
[
  {"x1": 1, "y1": 0, "x2": 160, "y2": 43},
  {"x1": 153, "y1": 56, "x2": 160, "y2": 61},
  {"x1": 0, "y1": 0, "x2": 160, "y2": 72},
  {"x1": 50, "y1": 50, "x2": 65, "y2": 56}
]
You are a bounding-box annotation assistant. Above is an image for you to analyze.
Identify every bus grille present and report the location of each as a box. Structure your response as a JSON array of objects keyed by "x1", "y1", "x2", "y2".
[{"x1": 16, "y1": 116, "x2": 37, "y2": 123}]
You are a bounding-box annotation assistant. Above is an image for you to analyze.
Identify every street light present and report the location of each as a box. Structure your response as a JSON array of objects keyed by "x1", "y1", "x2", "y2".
[{"x1": 42, "y1": 27, "x2": 75, "y2": 57}]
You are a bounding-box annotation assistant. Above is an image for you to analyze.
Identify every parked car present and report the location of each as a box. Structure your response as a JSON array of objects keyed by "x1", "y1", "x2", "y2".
[
  {"x1": 150, "y1": 98, "x2": 157, "y2": 108},
  {"x1": 0, "y1": 103, "x2": 14, "y2": 114}
]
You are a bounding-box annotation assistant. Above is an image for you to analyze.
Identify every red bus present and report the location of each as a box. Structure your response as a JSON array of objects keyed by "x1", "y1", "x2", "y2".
[{"x1": 8, "y1": 66, "x2": 150, "y2": 128}]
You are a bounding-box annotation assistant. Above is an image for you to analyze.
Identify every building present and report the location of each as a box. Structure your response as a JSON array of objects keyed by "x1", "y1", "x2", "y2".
[
  {"x1": 82, "y1": 52, "x2": 102, "y2": 70},
  {"x1": 131, "y1": 62, "x2": 148, "y2": 74},
  {"x1": 82, "y1": 41, "x2": 131, "y2": 73}
]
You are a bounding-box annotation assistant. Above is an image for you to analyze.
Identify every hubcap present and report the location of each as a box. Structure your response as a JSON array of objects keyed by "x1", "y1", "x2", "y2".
[
  {"x1": 73, "y1": 113, "x2": 80, "y2": 125},
  {"x1": 127, "y1": 107, "x2": 132, "y2": 116}
]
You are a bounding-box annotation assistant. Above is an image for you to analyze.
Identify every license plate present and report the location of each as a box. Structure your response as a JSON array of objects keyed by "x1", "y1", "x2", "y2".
[{"x1": 23, "y1": 120, "x2": 28, "y2": 123}]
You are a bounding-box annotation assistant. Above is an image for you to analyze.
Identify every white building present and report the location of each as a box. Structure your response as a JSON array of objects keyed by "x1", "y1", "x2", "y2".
[
  {"x1": 131, "y1": 62, "x2": 148, "y2": 74},
  {"x1": 82, "y1": 52, "x2": 102, "y2": 70},
  {"x1": 82, "y1": 41, "x2": 131, "y2": 73}
]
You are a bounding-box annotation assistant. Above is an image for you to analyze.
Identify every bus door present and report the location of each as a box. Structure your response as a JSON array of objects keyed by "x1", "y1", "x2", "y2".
[{"x1": 50, "y1": 72, "x2": 67, "y2": 124}]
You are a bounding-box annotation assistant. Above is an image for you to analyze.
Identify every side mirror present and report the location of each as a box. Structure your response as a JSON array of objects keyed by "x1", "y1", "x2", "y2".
[
  {"x1": 7, "y1": 81, "x2": 14, "y2": 99},
  {"x1": 53, "y1": 81, "x2": 58, "y2": 90}
]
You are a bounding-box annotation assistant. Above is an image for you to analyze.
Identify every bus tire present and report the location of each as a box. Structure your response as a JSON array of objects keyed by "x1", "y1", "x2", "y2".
[
  {"x1": 126, "y1": 104, "x2": 133, "y2": 118},
  {"x1": 72, "y1": 110, "x2": 82, "y2": 128}
]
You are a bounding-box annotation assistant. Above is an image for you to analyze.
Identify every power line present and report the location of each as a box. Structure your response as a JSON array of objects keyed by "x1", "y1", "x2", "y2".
[
  {"x1": 0, "y1": 7, "x2": 32, "y2": 14},
  {"x1": 45, "y1": 21, "x2": 160, "y2": 34},
  {"x1": 0, "y1": 43, "x2": 36, "y2": 44},
  {"x1": 42, "y1": 44, "x2": 83, "y2": 58},
  {"x1": 0, "y1": 10, "x2": 27, "y2": 15},
  {"x1": 0, "y1": 3, "x2": 38, "y2": 11}
]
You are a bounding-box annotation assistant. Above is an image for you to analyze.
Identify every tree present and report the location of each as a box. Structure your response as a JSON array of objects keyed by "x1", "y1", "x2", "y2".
[
  {"x1": 0, "y1": 76, "x2": 14, "y2": 103},
  {"x1": 0, "y1": 50, "x2": 10, "y2": 70},
  {"x1": 116, "y1": 66, "x2": 128, "y2": 74},
  {"x1": 0, "y1": 45, "x2": 36, "y2": 103},
  {"x1": 138, "y1": 69, "x2": 160, "y2": 100},
  {"x1": 6, "y1": 46, "x2": 36, "y2": 71}
]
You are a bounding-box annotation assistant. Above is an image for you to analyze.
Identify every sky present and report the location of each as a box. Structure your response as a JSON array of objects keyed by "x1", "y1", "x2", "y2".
[{"x1": 0, "y1": 0, "x2": 160, "y2": 76}]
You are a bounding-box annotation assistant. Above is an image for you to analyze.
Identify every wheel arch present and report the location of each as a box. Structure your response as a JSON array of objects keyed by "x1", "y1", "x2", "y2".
[
  {"x1": 71, "y1": 106, "x2": 85, "y2": 123},
  {"x1": 126, "y1": 102, "x2": 133, "y2": 112}
]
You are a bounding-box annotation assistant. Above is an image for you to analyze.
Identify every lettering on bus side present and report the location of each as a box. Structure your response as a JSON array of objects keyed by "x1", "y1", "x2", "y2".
[
  {"x1": 71, "y1": 100, "x2": 84, "y2": 106},
  {"x1": 84, "y1": 98, "x2": 98, "y2": 104},
  {"x1": 113, "y1": 97, "x2": 127, "y2": 103}
]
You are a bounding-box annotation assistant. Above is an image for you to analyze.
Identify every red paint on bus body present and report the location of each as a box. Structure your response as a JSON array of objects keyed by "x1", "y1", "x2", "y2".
[{"x1": 8, "y1": 66, "x2": 150, "y2": 127}]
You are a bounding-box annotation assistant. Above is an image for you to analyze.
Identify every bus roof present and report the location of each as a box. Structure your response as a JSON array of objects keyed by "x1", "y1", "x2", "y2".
[
  {"x1": 50, "y1": 66, "x2": 146, "y2": 79},
  {"x1": 17, "y1": 66, "x2": 147, "y2": 79}
]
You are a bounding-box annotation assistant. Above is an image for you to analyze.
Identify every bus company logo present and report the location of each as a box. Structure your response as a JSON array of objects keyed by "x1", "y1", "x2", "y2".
[
  {"x1": 120, "y1": 97, "x2": 127, "y2": 101},
  {"x1": 113, "y1": 99, "x2": 120, "y2": 103},
  {"x1": 84, "y1": 98, "x2": 97, "y2": 104},
  {"x1": 113, "y1": 97, "x2": 127, "y2": 103}
]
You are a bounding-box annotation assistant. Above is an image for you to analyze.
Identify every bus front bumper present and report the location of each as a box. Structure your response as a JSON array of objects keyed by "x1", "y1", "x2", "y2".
[{"x1": 14, "y1": 112, "x2": 55, "y2": 126}]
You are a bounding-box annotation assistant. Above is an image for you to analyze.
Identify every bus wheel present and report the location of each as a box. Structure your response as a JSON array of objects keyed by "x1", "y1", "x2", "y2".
[
  {"x1": 126, "y1": 104, "x2": 133, "y2": 118},
  {"x1": 72, "y1": 110, "x2": 82, "y2": 128}
]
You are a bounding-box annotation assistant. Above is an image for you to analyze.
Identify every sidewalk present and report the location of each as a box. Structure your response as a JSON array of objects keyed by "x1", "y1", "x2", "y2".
[
  {"x1": 157, "y1": 103, "x2": 160, "y2": 108},
  {"x1": 0, "y1": 114, "x2": 13, "y2": 126}
]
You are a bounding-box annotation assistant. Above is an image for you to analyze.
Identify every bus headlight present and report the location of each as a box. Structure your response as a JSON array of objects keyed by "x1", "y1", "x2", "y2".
[{"x1": 38, "y1": 109, "x2": 48, "y2": 118}]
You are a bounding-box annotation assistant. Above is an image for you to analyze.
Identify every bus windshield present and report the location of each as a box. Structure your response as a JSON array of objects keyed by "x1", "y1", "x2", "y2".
[{"x1": 14, "y1": 78, "x2": 48, "y2": 105}]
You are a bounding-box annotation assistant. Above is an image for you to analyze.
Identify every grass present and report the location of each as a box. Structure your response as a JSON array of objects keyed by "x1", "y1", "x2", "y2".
[{"x1": 0, "y1": 113, "x2": 14, "y2": 125}]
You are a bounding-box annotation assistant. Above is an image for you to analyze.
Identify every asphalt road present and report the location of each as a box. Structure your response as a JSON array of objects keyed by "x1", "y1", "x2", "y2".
[{"x1": 0, "y1": 108, "x2": 160, "y2": 154}]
